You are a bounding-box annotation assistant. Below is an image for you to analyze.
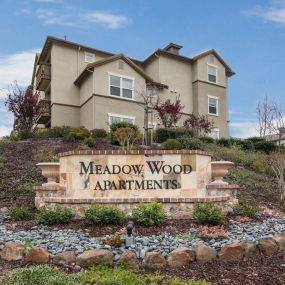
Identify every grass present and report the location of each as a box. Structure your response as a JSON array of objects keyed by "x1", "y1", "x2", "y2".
[{"x1": 3, "y1": 264, "x2": 212, "y2": 285}]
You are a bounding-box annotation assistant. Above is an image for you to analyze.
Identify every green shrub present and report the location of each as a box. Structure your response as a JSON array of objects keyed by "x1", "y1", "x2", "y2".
[
  {"x1": 0, "y1": 136, "x2": 13, "y2": 145},
  {"x1": 3, "y1": 265, "x2": 81, "y2": 285},
  {"x1": 239, "y1": 139, "x2": 254, "y2": 151},
  {"x1": 34, "y1": 126, "x2": 72, "y2": 138},
  {"x1": 132, "y1": 201, "x2": 166, "y2": 226},
  {"x1": 8, "y1": 207, "x2": 31, "y2": 221},
  {"x1": 250, "y1": 156, "x2": 272, "y2": 173},
  {"x1": 66, "y1": 126, "x2": 90, "y2": 140},
  {"x1": 161, "y1": 139, "x2": 182, "y2": 150},
  {"x1": 91, "y1": 128, "x2": 108, "y2": 138},
  {"x1": 178, "y1": 136, "x2": 206, "y2": 150},
  {"x1": 82, "y1": 264, "x2": 212, "y2": 285},
  {"x1": 253, "y1": 140, "x2": 276, "y2": 154},
  {"x1": 109, "y1": 122, "x2": 139, "y2": 144},
  {"x1": 18, "y1": 129, "x2": 33, "y2": 140},
  {"x1": 84, "y1": 136, "x2": 96, "y2": 147},
  {"x1": 85, "y1": 205, "x2": 125, "y2": 225},
  {"x1": 216, "y1": 137, "x2": 231, "y2": 147},
  {"x1": 247, "y1": 136, "x2": 265, "y2": 143},
  {"x1": 193, "y1": 203, "x2": 226, "y2": 225},
  {"x1": 233, "y1": 201, "x2": 260, "y2": 217},
  {"x1": 199, "y1": 136, "x2": 214, "y2": 144},
  {"x1": 37, "y1": 206, "x2": 74, "y2": 225},
  {"x1": 155, "y1": 127, "x2": 193, "y2": 143}
]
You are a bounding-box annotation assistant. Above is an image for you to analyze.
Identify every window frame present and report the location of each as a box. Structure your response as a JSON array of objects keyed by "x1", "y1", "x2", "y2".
[
  {"x1": 108, "y1": 113, "x2": 136, "y2": 125},
  {"x1": 208, "y1": 95, "x2": 219, "y2": 116},
  {"x1": 84, "y1": 52, "x2": 95, "y2": 63},
  {"x1": 108, "y1": 72, "x2": 135, "y2": 100},
  {"x1": 209, "y1": 128, "x2": 220, "y2": 139},
  {"x1": 207, "y1": 63, "x2": 218, "y2": 84}
]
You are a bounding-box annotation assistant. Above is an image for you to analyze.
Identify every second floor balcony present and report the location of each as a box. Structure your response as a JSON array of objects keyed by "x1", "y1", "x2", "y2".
[
  {"x1": 36, "y1": 99, "x2": 51, "y2": 125},
  {"x1": 36, "y1": 64, "x2": 51, "y2": 91}
]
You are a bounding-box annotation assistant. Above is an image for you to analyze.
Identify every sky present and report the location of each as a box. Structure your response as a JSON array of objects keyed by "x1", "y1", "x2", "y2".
[{"x1": 0, "y1": 0, "x2": 285, "y2": 138}]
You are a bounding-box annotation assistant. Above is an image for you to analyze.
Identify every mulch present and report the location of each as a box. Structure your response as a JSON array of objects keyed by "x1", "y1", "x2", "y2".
[{"x1": 150, "y1": 252, "x2": 285, "y2": 285}]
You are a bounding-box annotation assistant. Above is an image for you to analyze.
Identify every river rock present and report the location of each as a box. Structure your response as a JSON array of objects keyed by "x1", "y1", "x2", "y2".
[
  {"x1": 258, "y1": 237, "x2": 278, "y2": 255},
  {"x1": 194, "y1": 243, "x2": 216, "y2": 264},
  {"x1": 26, "y1": 247, "x2": 49, "y2": 264},
  {"x1": 142, "y1": 252, "x2": 166, "y2": 269},
  {"x1": 53, "y1": 250, "x2": 76, "y2": 265},
  {"x1": 272, "y1": 234, "x2": 285, "y2": 251},
  {"x1": 0, "y1": 242, "x2": 25, "y2": 261},
  {"x1": 76, "y1": 249, "x2": 113, "y2": 267},
  {"x1": 167, "y1": 247, "x2": 195, "y2": 268},
  {"x1": 218, "y1": 243, "x2": 245, "y2": 262}
]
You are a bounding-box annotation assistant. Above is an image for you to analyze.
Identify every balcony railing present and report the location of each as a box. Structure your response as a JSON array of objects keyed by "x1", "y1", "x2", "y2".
[
  {"x1": 36, "y1": 99, "x2": 51, "y2": 125},
  {"x1": 36, "y1": 64, "x2": 51, "y2": 91}
]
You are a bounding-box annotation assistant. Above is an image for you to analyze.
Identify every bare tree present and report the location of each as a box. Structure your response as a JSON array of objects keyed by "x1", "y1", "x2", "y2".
[
  {"x1": 256, "y1": 96, "x2": 285, "y2": 137},
  {"x1": 135, "y1": 86, "x2": 157, "y2": 145},
  {"x1": 256, "y1": 96, "x2": 275, "y2": 137},
  {"x1": 268, "y1": 152, "x2": 285, "y2": 208}
]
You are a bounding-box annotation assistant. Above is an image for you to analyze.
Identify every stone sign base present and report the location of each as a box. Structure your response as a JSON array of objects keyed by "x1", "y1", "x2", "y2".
[{"x1": 34, "y1": 149, "x2": 239, "y2": 219}]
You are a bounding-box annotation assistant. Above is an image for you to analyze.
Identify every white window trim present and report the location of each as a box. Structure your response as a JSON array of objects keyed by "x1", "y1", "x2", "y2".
[
  {"x1": 108, "y1": 72, "x2": 135, "y2": 100},
  {"x1": 208, "y1": 95, "x2": 219, "y2": 116},
  {"x1": 207, "y1": 63, "x2": 218, "y2": 84},
  {"x1": 84, "y1": 52, "x2": 95, "y2": 63},
  {"x1": 210, "y1": 128, "x2": 220, "y2": 139},
  {"x1": 108, "y1": 113, "x2": 136, "y2": 125},
  {"x1": 148, "y1": 122, "x2": 157, "y2": 130}
]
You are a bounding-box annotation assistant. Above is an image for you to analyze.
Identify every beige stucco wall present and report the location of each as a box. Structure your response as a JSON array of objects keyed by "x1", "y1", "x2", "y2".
[
  {"x1": 80, "y1": 99, "x2": 94, "y2": 130},
  {"x1": 93, "y1": 95, "x2": 145, "y2": 130},
  {"x1": 51, "y1": 104, "x2": 80, "y2": 127},
  {"x1": 193, "y1": 54, "x2": 227, "y2": 87},
  {"x1": 193, "y1": 81, "x2": 228, "y2": 137},
  {"x1": 93, "y1": 59, "x2": 147, "y2": 98},
  {"x1": 79, "y1": 74, "x2": 93, "y2": 105}
]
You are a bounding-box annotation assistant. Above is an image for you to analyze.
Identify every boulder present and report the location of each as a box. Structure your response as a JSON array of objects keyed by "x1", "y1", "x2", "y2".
[
  {"x1": 194, "y1": 244, "x2": 216, "y2": 264},
  {"x1": 26, "y1": 247, "x2": 49, "y2": 264},
  {"x1": 166, "y1": 247, "x2": 195, "y2": 268},
  {"x1": 53, "y1": 251, "x2": 76, "y2": 265},
  {"x1": 119, "y1": 250, "x2": 140, "y2": 269},
  {"x1": 239, "y1": 240, "x2": 258, "y2": 260},
  {"x1": 0, "y1": 242, "x2": 25, "y2": 261},
  {"x1": 272, "y1": 234, "x2": 285, "y2": 251},
  {"x1": 142, "y1": 252, "x2": 166, "y2": 270},
  {"x1": 76, "y1": 249, "x2": 113, "y2": 267},
  {"x1": 258, "y1": 237, "x2": 278, "y2": 255},
  {"x1": 218, "y1": 243, "x2": 245, "y2": 262}
]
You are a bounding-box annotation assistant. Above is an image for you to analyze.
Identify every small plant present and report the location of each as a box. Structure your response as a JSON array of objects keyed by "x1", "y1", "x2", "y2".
[
  {"x1": 23, "y1": 240, "x2": 35, "y2": 252},
  {"x1": 37, "y1": 205, "x2": 74, "y2": 225},
  {"x1": 8, "y1": 207, "x2": 32, "y2": 221},
  {"x1": 199, "y1": 136, "x2": 214, "y2": 144},
  {"x1": 233, "y1": 201, "x2": 260, "y2": 218},
  {"x1": 84, "y1": 136, "x2": 96, "y2": 147},
  {"x1": 91, "y1": 128, "x2": 108, "y2": 138},
  {"x1": 48, "y1": 155, "x2": 59, "y2": 162},
  {"x1": 216, "y1": 137, "x2": 231, "y2": 147},
  {"x1": 161, "y1": 139, "x2": 181, "y2": 150},
  {"x1": 3, "y1": 265, "x2": 81, "y2": 285},
  {"x1": 197, "y1": 225, "x2": 228, "y2": 240},
  {"x1": 177, "y1": 136, "x2": 206, "y2": 150},
  {"x1": 154, "y1": 127, "x2": 193, "y2": 143},
  {"x1": 113, "y1": 127, "x2": 141, "y2": 150},
  {"x1": 193, "y1": 203, "x2": 226, "y2": 225},
  {"x1": 83, "y1": 244, "x2": 93, "y2": 251},
  {"x1": 103, "y1": 235, "x2": 124, "y2": 247},
  {"x1": 85, "y1": 205, "x2": 126, "y2": 225},
  {"x1": 132, "y1": 200, "x2": 166, "y2": 226}
]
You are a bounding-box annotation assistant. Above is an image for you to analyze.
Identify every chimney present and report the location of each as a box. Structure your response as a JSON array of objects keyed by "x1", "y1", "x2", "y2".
[{"x1": 163, "y1": 43, "x2": 183, "y2": 55}]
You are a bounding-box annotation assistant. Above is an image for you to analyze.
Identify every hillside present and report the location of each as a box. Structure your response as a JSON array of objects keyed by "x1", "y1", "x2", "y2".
[{"x1": 0, "y1": 137, "x2": 280, "y2": 210}]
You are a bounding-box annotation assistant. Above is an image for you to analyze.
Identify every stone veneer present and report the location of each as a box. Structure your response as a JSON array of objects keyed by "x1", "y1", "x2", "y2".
[{"x1": 34, "y1": 149, "x2": 239, "y2": 218}]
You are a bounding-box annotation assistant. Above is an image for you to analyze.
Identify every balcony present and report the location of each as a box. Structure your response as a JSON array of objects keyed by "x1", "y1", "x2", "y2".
[
  {"x1": 36, "y1": 64, "x2": 51, "y2": 91},
  {"x1": 36, "y1": 99, "x2": 51, "y2": 125}
]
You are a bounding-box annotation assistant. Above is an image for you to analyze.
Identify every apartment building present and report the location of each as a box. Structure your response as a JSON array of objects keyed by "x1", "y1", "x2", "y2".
[{"x1": 32, "y1": 36, "x2": 235, "y2": 138}]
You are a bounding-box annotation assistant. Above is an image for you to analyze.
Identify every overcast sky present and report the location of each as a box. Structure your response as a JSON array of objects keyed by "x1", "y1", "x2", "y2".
[{"x1": 0, "y1": 0, "x2": 285, "y2": 138}]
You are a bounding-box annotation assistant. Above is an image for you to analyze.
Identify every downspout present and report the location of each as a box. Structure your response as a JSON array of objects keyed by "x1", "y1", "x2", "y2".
[{"x1": 86, "y1": 68, "x2": 95, "y2": 129}]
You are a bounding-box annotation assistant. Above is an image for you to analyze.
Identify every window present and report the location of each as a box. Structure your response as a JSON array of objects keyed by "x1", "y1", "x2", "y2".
[
  {"x1": 148, "y1": 122, "x2": 157, "y2": 130},
  {"x1": 85, "y1": 52, "x2": 95, "y2": 63},
  {"x1": 108, "y1": 113, "x2": 135, "y2": 125},
  {"x1": 209, "y1": 128, "x2": 220, "y2": 139},
  {"x1": 208, "y1": 65, "x2": 217, "y2": 83},
  {"x1": 208, "y1": 96, "x2": 218, "y2": 116},
  {"x1": 109, "y1": 73, "x2": 134, "y2": 99}
]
